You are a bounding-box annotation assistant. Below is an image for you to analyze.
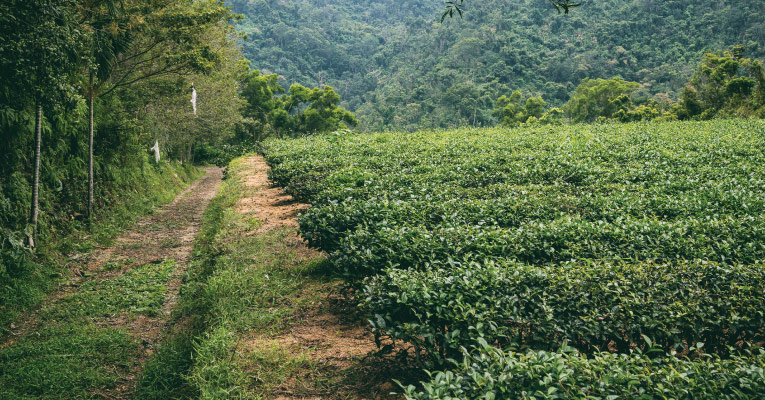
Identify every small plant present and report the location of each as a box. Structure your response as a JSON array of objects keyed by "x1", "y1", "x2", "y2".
[{"x1": 160, "y1": 237, "x2": 183, "y2": 248}]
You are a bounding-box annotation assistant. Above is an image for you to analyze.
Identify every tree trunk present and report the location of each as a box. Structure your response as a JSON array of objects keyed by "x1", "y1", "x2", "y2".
[
  {"x1": 29, "y1": 101, "x2": 42, "y2": 248},
  {"x1": 88, "y1": 75, "x2": 94, "y2": 222}
]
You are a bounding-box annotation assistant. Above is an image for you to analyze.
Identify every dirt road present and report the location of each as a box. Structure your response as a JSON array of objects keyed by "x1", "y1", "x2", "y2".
[{"x1": 0, "y1": 167, "x2": 222, "y2": 398}]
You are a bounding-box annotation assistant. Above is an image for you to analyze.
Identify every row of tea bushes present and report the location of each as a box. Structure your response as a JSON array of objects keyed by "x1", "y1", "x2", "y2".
[
  {"x1": 361, "y1": 259, "x2": 765, "y2": 365},
  {"x1": 299, "y1": 178, "x2": 765, "y2": 254},
  {"x1": 327, "y1": 215, "x2": 765, "y2": 284},
  {"x1": 402, "y1": 345, "x2": 765, "y2": 400}
]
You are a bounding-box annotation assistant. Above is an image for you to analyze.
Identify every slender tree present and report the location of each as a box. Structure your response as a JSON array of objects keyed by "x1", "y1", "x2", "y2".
[
  {"x1": 88, "y1": 80, "x2": 95, "y2": 221},
  {"x1": 80, "y1": 0, "x2": 131, "y2": 221},
  {"x1": 29, "y1": 103, "x2": 42, "y2": 247}
]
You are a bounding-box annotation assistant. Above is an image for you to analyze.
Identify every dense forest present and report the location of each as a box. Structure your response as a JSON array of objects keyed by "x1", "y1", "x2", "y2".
[{"x1": 230, "y1": 0, "x2": 765, "y2": 130}]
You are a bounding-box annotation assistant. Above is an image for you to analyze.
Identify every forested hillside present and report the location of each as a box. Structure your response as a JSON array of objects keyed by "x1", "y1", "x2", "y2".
[{"x1": 229, "y1": 0, "x2": 765, "y2": 130}]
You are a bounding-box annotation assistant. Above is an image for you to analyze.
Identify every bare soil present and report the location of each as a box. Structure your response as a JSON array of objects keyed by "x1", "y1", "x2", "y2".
[{"x1": 235, "y1": 156, "x2": 311, "y2": 233}]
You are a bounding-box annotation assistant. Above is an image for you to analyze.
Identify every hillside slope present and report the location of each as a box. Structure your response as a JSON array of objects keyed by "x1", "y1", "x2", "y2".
[{"x1": 229, "y1": 0, "x2": 765, "y2": 130}]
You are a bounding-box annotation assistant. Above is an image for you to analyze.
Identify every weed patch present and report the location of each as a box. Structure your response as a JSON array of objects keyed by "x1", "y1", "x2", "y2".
[
  {"x1": 44, "y1": 260, "x2": 175, "y2": 321},
  {"x1": 0, "y1": 323, "x2": 137, "y2": 399}
]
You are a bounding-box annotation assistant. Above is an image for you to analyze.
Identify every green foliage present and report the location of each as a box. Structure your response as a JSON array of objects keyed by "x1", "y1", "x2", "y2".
[
  {"x1": 496, "y1": 77, "x2": 671, "y2": 126},
  {"x1": 262, "y1": 120, "x2": 765, "y2": 393},
  {"x1": 495, "y1": 91, "x2": 547, "y2": 126},
  {"x1": 0, "y1": 0, "x2": 82, "y2": 106},
  {"x1": 241, "y1": 70, "x2": 284, "y2": 125},
  {"x1": 239, "y1": 70, "x2": 358, "y2": 139},
  {"x1": 678, "y1": 46, "x2": 765, "y2": 119},
  {"x1": 441, "y1": 0, "x2": 582, "y2": 22},
  {"x1": 564, "y1": 77, "x2": 641, "y2": 122},
  {"x1": 403, "y1": 345, "x2": 765, "y2": 400},
  {"x1": 295, "y1": 85, "x2": 358, "y2": 134},
  {"x1": 615, "y1": 103, "x2": 662, "y2": 122},
  {"x1": 229, "y1": 0, "x2": 765, "y2": 130},
  {"x1": 362, "y1": 259, "x2": 764, "y2": 366},
  {"x1": 264, "y1": 120, "x2": 765, "y2": 282}
]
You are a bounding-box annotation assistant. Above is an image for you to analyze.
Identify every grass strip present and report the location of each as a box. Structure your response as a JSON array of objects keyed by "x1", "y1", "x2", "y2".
[{"x1": 136, "y1": 157, "x2": 328, "y2": 399}]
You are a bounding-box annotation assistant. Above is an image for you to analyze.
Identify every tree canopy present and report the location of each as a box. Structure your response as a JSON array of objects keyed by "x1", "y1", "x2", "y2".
[
  {"x1": 443, "y1": 0, "x2": 581, "y2": 21},
  {"x1": 239, "y1": 70, "x2": 358, "y2": 140},
  {"x1": 679, "y1": 46, "x2": 765, "y2": 119}
]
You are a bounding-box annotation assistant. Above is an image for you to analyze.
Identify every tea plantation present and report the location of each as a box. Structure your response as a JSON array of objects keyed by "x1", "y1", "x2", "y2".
[{"x1": 262, "y1": 120, "x2": 765, "y2": 399}]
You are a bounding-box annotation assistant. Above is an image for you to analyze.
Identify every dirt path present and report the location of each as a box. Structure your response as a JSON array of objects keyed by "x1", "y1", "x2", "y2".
[
  {"x1": 105, "y1": 166, "x2": 223, "y2": 396},
  {"x1": 0, "y1": 167, "x2": 223, "y2": 398},
  {"x1": 236, "y1": 156, "x2": 310, "y2": 234},
  {"x1": 234, "y1": 156, "x2": 401, "y2": 399}
]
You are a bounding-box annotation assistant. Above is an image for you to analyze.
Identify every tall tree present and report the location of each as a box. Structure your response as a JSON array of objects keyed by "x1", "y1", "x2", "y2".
[
  {"x1": 80, "y1": 0, "x2": 236, "y2": 217},
  {"x1": 240, "y1": 76, "x2": 358, "y2": 138},
  {"x1": 495, "y1": 90, "x2": 547, "y2": 126},
  {"x1": 81, "y1": 0, "x2": 157, "y2": 218},
  {"x1": 79, "y1": 0, "x2": 132, "y2": 221},
  {"x1": 564, "y1": 77, "x2": 640, "y2": 122}
]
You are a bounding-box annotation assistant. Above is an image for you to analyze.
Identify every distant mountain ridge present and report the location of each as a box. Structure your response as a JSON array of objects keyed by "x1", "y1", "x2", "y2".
[{"x1": 228, "y1": 0, "x2": 765, "y2": 130}]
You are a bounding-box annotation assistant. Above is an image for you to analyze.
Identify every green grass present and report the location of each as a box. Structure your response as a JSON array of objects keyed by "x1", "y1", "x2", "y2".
[
  {"x1": 0, "y1": 257, "x2": 178, "y2": 398},
  {"x1": 0, "y1": 161, "x2": 201, "y2": 333},
  {"x1": 0, "y1": 323, "x2": 137, "y2": 400},
  {"x1": 160, "y1": 237, "x2": 184, "y2": 248},
  {"x1": 238, "y1": 339, "x2": 315, "y2": 395},
  {"x1": 43, "y1": 259, "x2": 175, "y2": 320},
  {"x1": 135, "y1": 332, "x2": 198, "y2": 399},
  {"x1": 168, "y1": 226, "x2": 327, "y2": 398}
]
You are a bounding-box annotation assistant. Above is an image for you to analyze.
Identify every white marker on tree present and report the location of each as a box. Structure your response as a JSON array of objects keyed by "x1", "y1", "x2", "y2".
[
  {"x1": 152, "y1": 140, "x2": 160, "y2": 163},
  {"x1": 191, "y1": 83, "x2": 197, "y2": 115}
]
